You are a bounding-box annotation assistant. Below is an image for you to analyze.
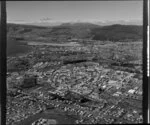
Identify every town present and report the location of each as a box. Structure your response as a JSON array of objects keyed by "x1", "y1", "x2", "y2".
[{"x1": 6, "y1": 39, "x2": 143, "y2": 124}]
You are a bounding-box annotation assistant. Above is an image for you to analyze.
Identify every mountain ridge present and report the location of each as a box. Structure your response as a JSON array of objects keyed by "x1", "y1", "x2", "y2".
[
  {"x1": 8, "y1": 19, "x2": 142, "y2": 27},
  {"x1": 7, "y1": 23, "x2": 142, "y2": 42}
]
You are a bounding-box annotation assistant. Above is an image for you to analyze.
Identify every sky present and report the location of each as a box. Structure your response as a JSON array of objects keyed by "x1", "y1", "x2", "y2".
[{"x1": 6, "y1": 1, "x2": 143, "y2": 24}]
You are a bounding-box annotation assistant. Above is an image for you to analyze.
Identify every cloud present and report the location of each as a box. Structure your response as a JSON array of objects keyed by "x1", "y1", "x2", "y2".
[{"x1": 40, "y1": 17, "x2": 53, "y2": 22}]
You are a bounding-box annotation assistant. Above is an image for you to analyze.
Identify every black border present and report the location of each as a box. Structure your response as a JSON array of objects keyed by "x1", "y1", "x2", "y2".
[
  {"x1": 0, "y1": 1, "x2": 7, "y2": 125},
  {"x1": 143, "y1": 0, "x2": 148, "y2": 124},
  {"x1": 0, "y1": 0, "x2": 148, "y2": 124}
]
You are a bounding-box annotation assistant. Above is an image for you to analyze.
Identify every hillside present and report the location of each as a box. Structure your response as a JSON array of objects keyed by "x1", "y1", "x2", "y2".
[
  {"x1": 7, "y1": 23, "x2": 142, "y2": 42},
  {"x1": 91, "y1": 24, "x2": 142, "y2": 41},
  {"x1": 7, "y1": 23, "x2": 50, "y2": 40},
  {"x1": 53, "y1": 22, "x2": 99, "y2": 39},
  {"x1": 7, "y1": 23, "x2": 98, "y2": 41},
  {"x1": 7, "y1": 37, "x2": 31, "y2": 56}
]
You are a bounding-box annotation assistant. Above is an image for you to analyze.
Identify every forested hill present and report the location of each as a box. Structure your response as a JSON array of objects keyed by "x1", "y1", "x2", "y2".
[
  {"x1": 7, "y1": 23, "x2": 142, "y2": 42},
  {"x1": 91, "y1": 24, "x2": 142, "y2": 41}
]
